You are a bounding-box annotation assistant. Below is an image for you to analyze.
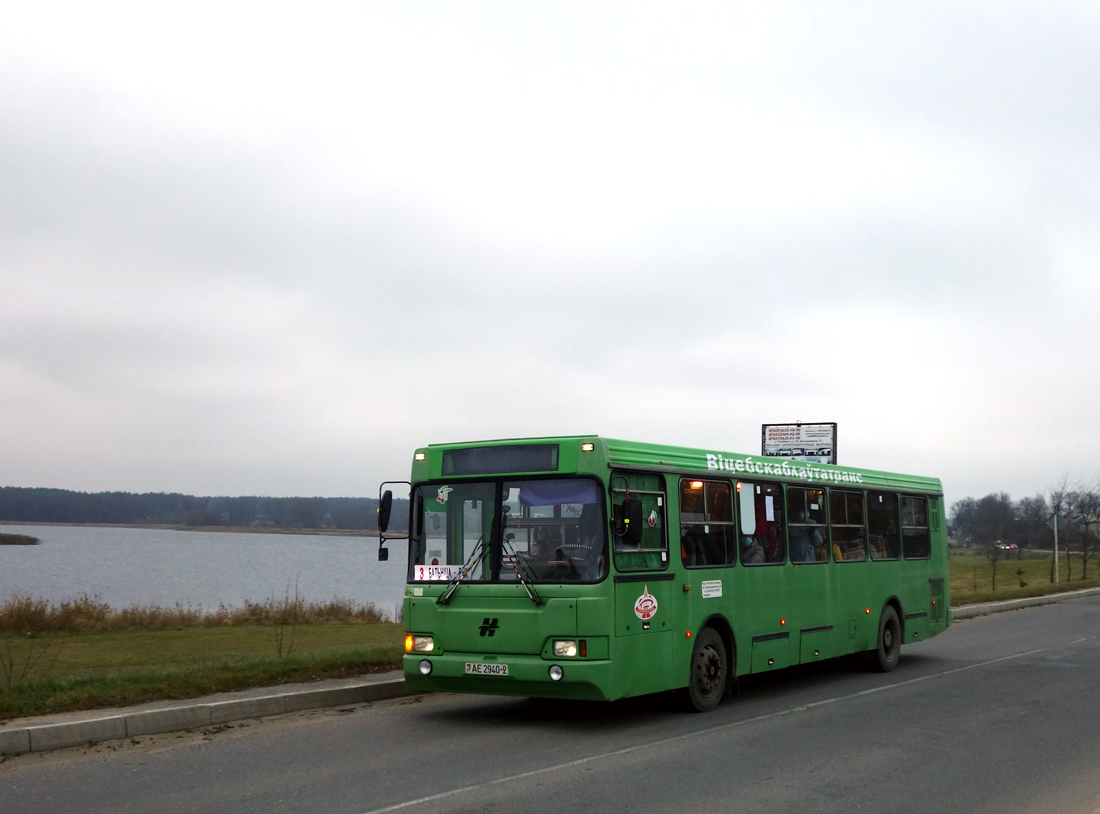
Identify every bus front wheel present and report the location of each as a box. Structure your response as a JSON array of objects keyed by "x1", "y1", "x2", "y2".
[
  {"x1": 875, "y1": 605, "x2": 901, "y2": 672},
  {"x1": 686, "y1": 628, "x2": 727, "y2": 712}
]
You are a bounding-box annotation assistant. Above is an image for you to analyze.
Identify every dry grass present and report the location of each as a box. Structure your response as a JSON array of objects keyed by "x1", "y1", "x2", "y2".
[
  {"x1": 0, "y1": 594, "x2": 388, "y2": 634},
  {"x1": 949, "y1": 547, "x2": 1100, "y2": 605}
]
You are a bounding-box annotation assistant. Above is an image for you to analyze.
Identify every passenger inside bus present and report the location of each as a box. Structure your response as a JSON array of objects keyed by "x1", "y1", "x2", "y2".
[{"x1": 789, "y1": 510, "x2": 822, "y2": 563}]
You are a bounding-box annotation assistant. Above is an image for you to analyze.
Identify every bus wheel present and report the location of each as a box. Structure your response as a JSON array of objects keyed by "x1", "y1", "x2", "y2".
[
  {"x1": 687, "y1": 628, "x2": 727, "y2": 712},
  {"x1": 875, "y1": 606, "x2": 901, "y2": 672}
]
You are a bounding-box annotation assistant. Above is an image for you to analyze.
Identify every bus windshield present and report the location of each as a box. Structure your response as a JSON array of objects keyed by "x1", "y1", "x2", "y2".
[{"x1": 409, "y1": 477, "x2": 607, "y2": 583}]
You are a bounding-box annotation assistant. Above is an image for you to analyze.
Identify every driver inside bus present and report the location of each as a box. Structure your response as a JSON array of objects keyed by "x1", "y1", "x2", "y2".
[{"x1": 571, "y1": 503, "x2": 604, "y2": 580}]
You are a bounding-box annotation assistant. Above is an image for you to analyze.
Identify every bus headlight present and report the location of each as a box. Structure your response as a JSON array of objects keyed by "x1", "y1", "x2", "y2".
[
  {"x1": 548, "y1": 665, "x2": 564, "y2": 682},
  {"x1": 552, "y1": 640, "x2": 577, "y2": 657},
  {"x1": 419, "y1": 659, "x2": 433, "y2": 676},
  {"x1": 405, "y1": 635, "x2": 434, "y2": 653}
]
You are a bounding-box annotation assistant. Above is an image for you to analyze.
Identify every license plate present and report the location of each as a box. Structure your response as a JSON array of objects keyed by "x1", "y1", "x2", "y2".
[{"x1": 465, "y1": 662, "x2": 509, "y2": 676}]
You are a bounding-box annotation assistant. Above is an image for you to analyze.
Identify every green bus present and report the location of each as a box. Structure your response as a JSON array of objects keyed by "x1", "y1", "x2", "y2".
[{"x1": 378, "y1": 435, "x2": 950, "y2": 712}]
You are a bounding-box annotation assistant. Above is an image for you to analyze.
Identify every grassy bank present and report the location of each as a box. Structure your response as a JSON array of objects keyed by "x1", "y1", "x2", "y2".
[
  {"x1": 0, "y1": 596, "x2": 403, "y2": 720},
  {"x1": 949, "y1": 547, "x2": 1100, "y2": 605}
]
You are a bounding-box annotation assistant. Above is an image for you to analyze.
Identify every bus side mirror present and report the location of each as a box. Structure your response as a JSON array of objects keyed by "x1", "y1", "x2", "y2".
[
  {"x1": 378, "y1": 490, "x2": 393, "y2": 533},
  {"x1": 615, "y1": 498, "x2": 644, "y2": 546}
]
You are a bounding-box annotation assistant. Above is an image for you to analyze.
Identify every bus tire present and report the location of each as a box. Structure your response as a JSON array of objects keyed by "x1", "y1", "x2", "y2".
[
  {"x1": 687, "y1": 628, "x2": 727, "y2": 712},
  {"x1": 875, "y1": 605, "x2": 901, "y2": 672}
]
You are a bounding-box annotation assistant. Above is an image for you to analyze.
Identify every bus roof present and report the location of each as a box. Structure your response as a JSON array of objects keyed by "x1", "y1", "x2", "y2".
[{"x1": 418, "y1": 435, "x2": 942, "y2": 495}]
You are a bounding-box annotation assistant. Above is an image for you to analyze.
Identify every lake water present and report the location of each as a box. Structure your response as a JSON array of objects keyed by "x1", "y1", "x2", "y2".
[{"x1": 0, "y1": 525, "x2": 409, "y2": 618}]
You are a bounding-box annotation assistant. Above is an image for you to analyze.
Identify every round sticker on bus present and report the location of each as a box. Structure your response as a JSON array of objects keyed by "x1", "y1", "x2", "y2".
[{"x1": 634, "y1": 586, "x2": 658, "y2": 620}]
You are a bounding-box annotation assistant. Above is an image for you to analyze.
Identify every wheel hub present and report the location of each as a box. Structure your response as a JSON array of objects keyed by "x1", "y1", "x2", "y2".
[{"x1": 695, "y1": 646, "x2": 722, "y2": 693}]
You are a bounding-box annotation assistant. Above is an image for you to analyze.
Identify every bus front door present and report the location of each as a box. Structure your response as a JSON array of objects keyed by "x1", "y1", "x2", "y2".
[{"x1": 613, "y1": 575, "x2": 679, "y2": 698}]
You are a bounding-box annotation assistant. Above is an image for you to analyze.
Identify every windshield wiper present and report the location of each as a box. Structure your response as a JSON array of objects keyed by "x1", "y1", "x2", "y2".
[
  {"x1": 436, "y1": 534, "x2": 485, "y2": 605},
  {"x1": 501, "y1": 532, "x2": 543, "y2": 606}
]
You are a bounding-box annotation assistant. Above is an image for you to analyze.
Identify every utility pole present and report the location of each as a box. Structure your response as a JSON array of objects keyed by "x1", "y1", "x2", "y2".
[{"x1": 1049, "y1": 513, "x2": 1069, "y2": 584}]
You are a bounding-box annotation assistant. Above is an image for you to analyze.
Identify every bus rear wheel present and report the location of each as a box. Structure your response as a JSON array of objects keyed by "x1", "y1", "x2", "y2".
[
  {"x1": 686, "y1": 628, "x2": 727, "y2": 712},
  {"x1": 875, "y1": 605, "x2": 901, "y2": 672}
]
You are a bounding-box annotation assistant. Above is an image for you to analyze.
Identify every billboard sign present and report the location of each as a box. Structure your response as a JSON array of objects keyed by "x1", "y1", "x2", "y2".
[{"x1": 762, "y1": 422, "x2": 837, "y2": 465}]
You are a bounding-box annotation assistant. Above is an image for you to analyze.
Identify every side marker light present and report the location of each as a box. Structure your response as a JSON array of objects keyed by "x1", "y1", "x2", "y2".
[
  {"x1": 415, "y1": 452, "x2": 426, "y2": 461},
  {"x1": 581, "y1": 443, "x2": 594, "y2": 452},
  {"x1": 865, "y1": 608, "x2": 870, "y2": 614},
  {"x1": 686, "y1": 631, "x2": 692, "y2": 638},
  {"x1": 780, "y1": 619, "x2": 786, "y2": 626}
]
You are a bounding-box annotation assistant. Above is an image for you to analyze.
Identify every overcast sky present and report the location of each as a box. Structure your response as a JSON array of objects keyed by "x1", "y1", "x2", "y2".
[{"x1": 2, "y1": 2, "x2": 1098, "y2": 507}]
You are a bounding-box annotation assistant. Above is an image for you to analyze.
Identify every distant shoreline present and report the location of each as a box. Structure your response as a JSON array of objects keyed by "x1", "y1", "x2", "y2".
[{"x1": 0, "y1": 520, "x2": 384, "y2": 537}]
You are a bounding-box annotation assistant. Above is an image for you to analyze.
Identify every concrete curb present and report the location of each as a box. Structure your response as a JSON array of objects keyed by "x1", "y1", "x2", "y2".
[
  {"x1": 1, "y1": 678, "x2": 408, "y2": 757},
  {"x1": 951, "y1": 586, "x2": 1100, "y2": 620}
]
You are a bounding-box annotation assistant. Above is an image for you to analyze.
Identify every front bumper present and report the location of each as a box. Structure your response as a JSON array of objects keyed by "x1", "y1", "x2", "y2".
[{"x1": 403, "y1": 653, "x2": 613, "y2": 701}]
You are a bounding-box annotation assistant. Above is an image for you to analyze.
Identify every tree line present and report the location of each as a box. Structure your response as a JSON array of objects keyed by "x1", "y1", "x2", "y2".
[
  {"x1": 950, "y1": 479, "x2": 1099, "y2": 580},
  {"x1": 0, "y1": 487, "x2": 409, "y2": 531}
]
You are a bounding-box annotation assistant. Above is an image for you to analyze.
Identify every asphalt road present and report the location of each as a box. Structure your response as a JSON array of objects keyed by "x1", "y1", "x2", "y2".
[{"x1": 4, "y1": 596, "x2": 1100, "y2": 814}]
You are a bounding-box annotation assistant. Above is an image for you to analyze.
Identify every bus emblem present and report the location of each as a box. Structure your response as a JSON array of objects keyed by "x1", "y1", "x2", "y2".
[
  {"x1": 634, "y1": 587, "x2": 658, "y2": 620},
  {"x1": 479, "y1": 617, "x2": 500, "y2": 637}
]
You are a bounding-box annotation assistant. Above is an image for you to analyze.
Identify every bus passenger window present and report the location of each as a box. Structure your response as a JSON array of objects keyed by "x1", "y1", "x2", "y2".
[
  {"x1": 786, "y1": 487, "x2": 827, "y2": 563},
  {"x1": 901, "y1": 496, "x2": 931, "y2": 559},
  {"x1": 737, "y1": 482, "x2": 785, "y2": 566},
  {"x1": 868, "y1": 491, "x2": 901, "y2": 560},
  {"x1": 680, "y1": 479, "x2": 736, "y2": 567},
  {"x1": 829, "y1": 490, "x2": 867, "y2": 562}
]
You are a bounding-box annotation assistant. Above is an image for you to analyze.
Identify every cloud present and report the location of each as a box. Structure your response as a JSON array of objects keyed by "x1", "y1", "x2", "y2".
[{"x1": 0, "y1": 3, "x2": 1098, "y2": 505}]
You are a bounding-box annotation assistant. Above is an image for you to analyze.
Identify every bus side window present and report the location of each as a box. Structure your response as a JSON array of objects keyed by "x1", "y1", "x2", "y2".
[
  {"x1": 829, "y1": 489, "x2": 867, "y2": 562},
  {"x1": 611, "y1": 471, "x2": 667, "y2": 571},
  {"x1": 737, "y1": 481, "x2": 785, "y2": 566},
  {"x1": 868, "y1": 491, "x2": 901, "y2": 560},
  {"x1": 787, "y1": 486, "x2": 827, "y2": 563},
  {"x1": 680, "y1": 479, "x2": 736, "y2": 567},
  {"x1": 901, "y1": 495, "x2": 931, "y2": 559}
]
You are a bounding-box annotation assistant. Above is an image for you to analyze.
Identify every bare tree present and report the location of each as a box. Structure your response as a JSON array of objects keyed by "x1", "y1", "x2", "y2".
[
  {"x1": 1048, "y1": 477, "x2": 1072, "y2": 583},
  {"x1": 1069, "y1": 481, "x2": 1100, "y2": 579},
  {"x1": 1016, "y1": 494, "x2": 1050, "y2": 552},
  {"x1": 972, "y1": 493, "x2": 1014, "y2": 592},
  {"x1": 950, "y1": 497, "x2": 979, "y2": 547},
  {"x1": 985, "y1": 540, "x2": 1004, "y2": 592}
]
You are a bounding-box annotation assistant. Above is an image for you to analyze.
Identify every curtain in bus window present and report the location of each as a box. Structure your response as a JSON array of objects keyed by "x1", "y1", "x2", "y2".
[
  {"x1": 901, "y1": 496, "x2": 931, "y2": 559},
  {"x1": 868, "y1": 491, "x2": 901, "y2": 560},
  {"x1": 500, "y1": 478, "x2": 606, "y2": 583},
  {"x1": 680, "y1": 479, "x2": 736, "y2": 567},
  {"x1": 517, "y1": 480, "x2": 598, "y2": 507},
  {"x1": 738, "y1": 482, "x2": 785, "y2": 566},
  {"x1": 829, "y1": 490, "x2": 867, "y2": 562}
]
